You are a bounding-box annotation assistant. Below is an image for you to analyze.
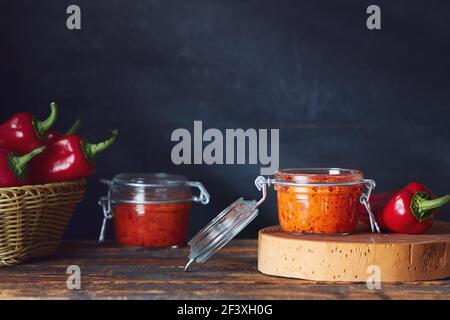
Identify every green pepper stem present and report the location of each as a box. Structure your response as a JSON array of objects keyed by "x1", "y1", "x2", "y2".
[
  {"x1": 83, "y1": 130, "x2": 118, "y2": 163},
  {"x1": 65, "y1": 118, "x2": 81, "y2": 135},
  {"x1": 418, "y1": 195, "x2": 450, "y2": 212},
  {"x1": 35, "y1": 102, "x2": 58, "y2": 137},
  {"x1": 9, "y1": 146, "x2": 46, "y2": 179}
]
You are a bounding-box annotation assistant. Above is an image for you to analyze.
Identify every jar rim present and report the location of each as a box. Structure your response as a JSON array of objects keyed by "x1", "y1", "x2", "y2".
[
  {"x1": 276, "y1": 168, "x2": 363, "y2": 175},
  {"x1": 112, "y1": 172, "x2": 188, "y2": 188},
  {"x1": 274, "y1": 168, "x2": 364, "y2": 185}
]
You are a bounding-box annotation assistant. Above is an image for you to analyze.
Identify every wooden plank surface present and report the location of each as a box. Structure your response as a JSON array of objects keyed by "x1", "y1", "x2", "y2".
[{"x1": 0, "y1": 240, "x2": 449, "y2": 300}]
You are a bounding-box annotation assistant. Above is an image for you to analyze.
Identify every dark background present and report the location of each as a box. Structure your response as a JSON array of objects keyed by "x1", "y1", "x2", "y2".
[{"x1": 1, "y1": 1, "x2": 449, "y2": 239}]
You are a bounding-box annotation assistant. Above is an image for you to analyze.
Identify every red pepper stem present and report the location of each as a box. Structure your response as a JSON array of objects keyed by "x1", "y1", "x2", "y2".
[
  {"x1": 34, "y1": 102, "x2": 58, "y2": 137},
  {"x1": 418, "y1": 195, "x2": 450, "y2": 211},
  {"x1": 411, "y1": 192, "x2": 450, "y2": 221},
  {"x1": 8, "y1": 146, "x2": 46, "y2": 179},
  {"x1": 83, "y1": 130, "x2": 118, "y2": 163},
  {"x1": 65, "y1": 118, "x2": 81, "y2": 135}
]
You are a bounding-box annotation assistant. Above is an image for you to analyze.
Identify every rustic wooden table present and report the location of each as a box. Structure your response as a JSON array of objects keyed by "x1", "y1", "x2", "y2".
[{"x1": 0, "y1": 240, "x2": 448, "y2": 300}]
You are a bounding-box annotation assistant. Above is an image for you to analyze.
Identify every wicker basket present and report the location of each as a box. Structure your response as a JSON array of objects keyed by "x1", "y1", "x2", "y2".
[{"x1": 0, "y1": 180, "x2": 85, "y2": 266}]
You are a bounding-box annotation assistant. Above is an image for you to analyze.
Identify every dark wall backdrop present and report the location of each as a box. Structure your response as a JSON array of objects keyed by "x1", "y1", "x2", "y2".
[{"x1": 1, "y1": 1, "x2": 450, "y2": 239}]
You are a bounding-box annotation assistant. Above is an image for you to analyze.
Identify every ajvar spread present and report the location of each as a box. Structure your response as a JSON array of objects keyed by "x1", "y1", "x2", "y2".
[
  {"x1": 275, "y1": 169, "x2": 363, "y2": 234},
  {"x1": 113, "y1": 202, "x2": 192, "y2": 247}
]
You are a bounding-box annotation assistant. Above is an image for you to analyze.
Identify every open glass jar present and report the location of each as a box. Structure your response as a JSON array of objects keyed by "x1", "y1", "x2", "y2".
[
  {"x1": 273, "y1": 168, "x2": 365, "y2": 234},
  {"x1": 185, "y1": 168, "x2": 380, "y2": 271},
  {"x1": 98, "y1": 173, "x2": 210, "y2": 247}
]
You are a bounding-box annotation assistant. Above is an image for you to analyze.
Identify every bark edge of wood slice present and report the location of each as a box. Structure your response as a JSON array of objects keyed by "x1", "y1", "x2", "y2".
[{"x1": 258, "y1": 222, "x2": 450, "y2": 282}]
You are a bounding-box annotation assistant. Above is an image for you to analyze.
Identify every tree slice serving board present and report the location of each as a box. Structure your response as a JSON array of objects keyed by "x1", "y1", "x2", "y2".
[{"x1": 258, "y1": 222, "x2": 450, "y2": 282}]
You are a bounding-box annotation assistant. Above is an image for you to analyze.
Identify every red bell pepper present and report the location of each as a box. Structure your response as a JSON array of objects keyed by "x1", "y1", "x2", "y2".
[
  {"x1": 374, "y1": 182, "x2": 449, "y2": 234},
  {"x1": 45, "y1": 118, "x2": 81, "y2": 143},
  {"x1": 30, "y1": 130, "x2": 118, "y2": 184},
  {"x1": 0, "y1": 147, "x2": 46, "y2": 187},
  {"x1": 0, "y1": 102, "x2": 58, "y2": 154}
]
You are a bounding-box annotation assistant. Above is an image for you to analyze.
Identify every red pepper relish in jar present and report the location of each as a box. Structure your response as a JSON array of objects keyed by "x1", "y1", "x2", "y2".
[{"x1": 100, "y1": 173, "x2": 210, "y2": 247}]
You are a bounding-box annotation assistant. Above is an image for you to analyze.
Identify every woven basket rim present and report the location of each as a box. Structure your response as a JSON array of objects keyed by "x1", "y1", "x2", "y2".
[{"x1": 0, "y1": 179, "x2": 86, "y2": 193}]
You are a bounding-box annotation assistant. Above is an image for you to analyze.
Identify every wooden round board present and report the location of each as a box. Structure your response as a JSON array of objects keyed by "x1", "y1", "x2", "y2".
[{"x1": 258, "y1": 222, "x2": 450, "y2": 282}]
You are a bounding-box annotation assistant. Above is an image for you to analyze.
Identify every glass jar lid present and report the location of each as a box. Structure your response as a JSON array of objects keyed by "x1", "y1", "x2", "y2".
[
  {"x1": 113, "y1": 172, "x2": 188, "y2": 187},
  {"x1": 109, "y1": 173, "x2": 194, "y2": 204},
  {"x1": 185, "y1": 198, "x2": 259, "y2": 271},
  {"x1": 184, "y1": 176, "x2": 267, "y2": 271}
]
